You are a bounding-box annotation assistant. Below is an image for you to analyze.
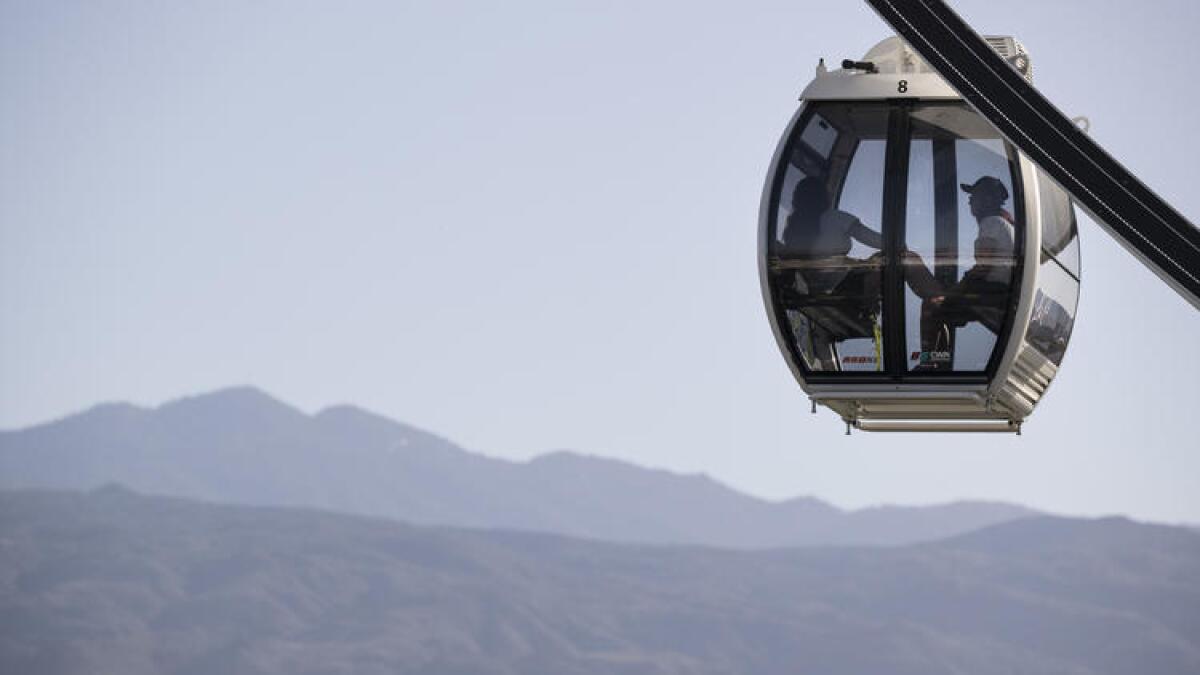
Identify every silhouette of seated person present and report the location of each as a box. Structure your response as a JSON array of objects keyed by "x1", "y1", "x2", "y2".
[
  {"x1": 777, "y1": 177, "x2": 885, "y2": 367},
  {"x1": 904, "y1": 176, "x2": 1016, "y2": 365}
]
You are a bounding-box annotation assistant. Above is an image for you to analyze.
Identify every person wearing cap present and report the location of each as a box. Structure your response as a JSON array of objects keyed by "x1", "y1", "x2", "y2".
[
  {"x1": 961, "y1": 175, "x2": 1016, "y2": 279},
  {"x1": 904, "y1": 175, "x2": 1018, "y2": 366}
]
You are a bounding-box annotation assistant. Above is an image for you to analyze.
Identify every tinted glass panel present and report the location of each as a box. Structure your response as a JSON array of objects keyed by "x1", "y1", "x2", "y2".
[
  {"x1": 1037, "y1": 170, "x2": 1080, "y2": 276},
  {"x1": 902, "y1": 105, "x2": 1021, "y2": 372},
  {"x1": 769, "y1": 103, "x2": 889, "y2": 372},
  {"x1": 1026, "y1": 258, "x2": 1079, "y2": 366}
]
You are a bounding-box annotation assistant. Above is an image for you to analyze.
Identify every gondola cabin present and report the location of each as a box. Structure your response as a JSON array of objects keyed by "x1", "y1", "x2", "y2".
[{"x1": 760, "y1": 37, "x2": 1080, "y2": 432}]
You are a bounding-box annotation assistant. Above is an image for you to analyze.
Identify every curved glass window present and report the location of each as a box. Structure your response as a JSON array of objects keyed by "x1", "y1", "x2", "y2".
[
  {"x1": 768, "y1": 103, "x2": 889, "y2": 372},
  {"x1": 766, "y1": 102, "x2": 1024, "y2": 380},
  {"x1": 1037, "y1": 169, "x2": 1081, "y2": 276},
  {"x1": 1025, "y1": 171, "x2": 1080, "y2": 366},
  {"x1": 902, "y1": 105, "x2": 1022, "y2": 373}
]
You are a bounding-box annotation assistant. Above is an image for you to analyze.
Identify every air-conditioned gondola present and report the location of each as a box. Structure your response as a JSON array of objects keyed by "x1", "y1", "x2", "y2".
[{"x1": 759, "y1": 37, "x2": 1080, "y2": 432}]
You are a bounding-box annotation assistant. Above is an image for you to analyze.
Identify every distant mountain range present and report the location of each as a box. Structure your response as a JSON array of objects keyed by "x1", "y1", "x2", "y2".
[
  {"x1": 2, "y1": 487, "x2": 1198, "y2": 675},
  {"x1": 0, "y1": 387, "x2": 1035, "y2": 548}
]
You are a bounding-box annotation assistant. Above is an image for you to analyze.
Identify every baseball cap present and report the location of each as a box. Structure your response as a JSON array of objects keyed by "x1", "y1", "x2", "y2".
[{"x1": 960, "y1": 176, "x2": 1009, "y2": 201}]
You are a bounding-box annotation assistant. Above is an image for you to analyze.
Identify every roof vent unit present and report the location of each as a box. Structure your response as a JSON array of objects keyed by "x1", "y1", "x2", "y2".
[{"x1": 984, "y1": 35, "x2": 1033, "y2": 82}]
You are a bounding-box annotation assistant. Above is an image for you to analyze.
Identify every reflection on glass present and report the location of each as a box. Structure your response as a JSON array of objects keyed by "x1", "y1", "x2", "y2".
[{"x1": 1026, "y1": 259, "x2": 1079, "y2": 366}]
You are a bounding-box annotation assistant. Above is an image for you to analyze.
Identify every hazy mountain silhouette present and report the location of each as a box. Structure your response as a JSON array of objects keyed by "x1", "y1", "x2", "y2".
[
  {"x1": 0, "y1": 386, "x2": 1032, "y2": 548},
  {"x1": 2, "y1": 488, "x2": 1197, "y2": 675}
]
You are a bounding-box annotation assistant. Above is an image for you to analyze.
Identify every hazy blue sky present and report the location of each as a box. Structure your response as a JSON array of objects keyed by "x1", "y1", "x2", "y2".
[{"x1": 3, "y1": 0, "x2": 1198, "y2": 521}]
